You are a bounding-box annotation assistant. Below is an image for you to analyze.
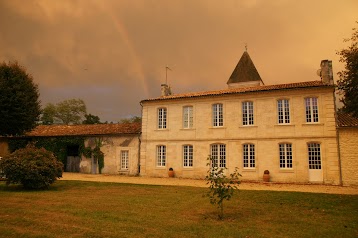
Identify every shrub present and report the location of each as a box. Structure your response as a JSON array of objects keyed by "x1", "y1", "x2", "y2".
[
  {"x1": 205, "y1": 156, "x2": 242, "y2": 220},
  {"x1": 0, "y1": 144, "x2": 63, "y2": 189}
]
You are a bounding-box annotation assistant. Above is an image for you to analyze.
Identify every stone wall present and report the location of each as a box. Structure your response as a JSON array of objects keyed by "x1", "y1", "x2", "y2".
[
  {"x1": 81, "y1": 135, "x2": 140, "y2": 175},
  {"x1": 339, "y1": 128, "x2": 358, "y2": 186}
]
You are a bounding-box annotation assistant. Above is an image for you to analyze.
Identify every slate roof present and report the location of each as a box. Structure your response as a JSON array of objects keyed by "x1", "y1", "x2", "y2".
[
  {"x1": 141, "y1": 81, "x2": 333, "y2": 103},
  {"x1": 336, "y1": 113, "x2": 358, "y2": 127},
  {"x1": 25, "y1": 123, "x2": 141, "y2": 137},
  {"x1": 227, "y1": 51, "x2": 263, "y2": 85}
]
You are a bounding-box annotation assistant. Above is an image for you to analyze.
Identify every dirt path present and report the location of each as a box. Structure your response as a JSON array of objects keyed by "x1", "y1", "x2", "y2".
[{"x1": 60, "y1": 173, "x2": 358, "y2": 195}]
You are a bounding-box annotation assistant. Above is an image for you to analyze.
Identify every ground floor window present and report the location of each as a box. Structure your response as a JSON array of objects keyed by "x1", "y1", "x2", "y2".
[
  {"x1": 120, "y1": 150, "x2": 129, "y2": 170},
  {"x1": 183, "y1": 145, "x2": 193, "y2": 167},
  {"x1": 308, "y1": 143, "x2": 321, "y2": 169},
  {"x1": 210, "y1": 144, "x2": 226, "y2": 167},
  {"x1": 157, "y1": 145, "x2": 166, "y2": 167},
  {"x1": 243, "y1": 144, "x2": 255, "y2": 168},
  {"x1": 279, "y1": 143, "x2": 292, "y2": 168}
]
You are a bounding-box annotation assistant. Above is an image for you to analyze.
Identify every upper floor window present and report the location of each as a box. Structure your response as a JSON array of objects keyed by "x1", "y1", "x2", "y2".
[
  {"x1": 305, "y1": 97, "x2": 319, "y2": 123},
  {"x1": 210, "y1": 144, "x2": 226, "y2": 168},
  {"x1": 243, "y1": 144, "x2": 255, "y2": 168},
  {"x1": 183, "y1": 145, "x2": 193, "y2": 167},
  {"x1": 183, "y1": 106, "x2": 193, "y2": 129},
  {"x1": 277, "y1": 99, "x2": 290, "y2": 124},
  {"x1": 120, "y1": 150, "x2": 129, "y2": 170},
  {"x1": 242, "y1": 101, "x2": 254, "y2": 125},
  {"x1": 158, "y1": 108, "x2": 167, "y2": 129},
  {"x1": 212, "y1": 103, "x2": 223, "y2": 127},
  {"x1": 156, "y1": 145, "x2": 166, "y2": 167},
  {"x1": 279, "y1": 143, "x2": 292, "y2": 168}
]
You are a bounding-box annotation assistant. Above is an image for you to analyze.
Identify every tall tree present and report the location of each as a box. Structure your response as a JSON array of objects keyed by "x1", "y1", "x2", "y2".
[
  {"x1": 0, "y1": 61, "x2": 41, "y2": 136},
  {"x1": 82, "y1": 114, "x2": 101, "y2": 124},
  {"x1": 41, "y1": 103, "x2": 57, "y2": 125},
  {"x1": 41, "y1": 99, "x2": 87, "y2": 125},
  {"x1": 118, "y1": 116, "x2": 142, "y2": 124},
  {"x1": 337, "y1": 22, "x2": 358, "y2": 117}
]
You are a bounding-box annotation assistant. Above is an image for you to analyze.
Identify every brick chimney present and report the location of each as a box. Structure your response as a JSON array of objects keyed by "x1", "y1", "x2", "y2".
[
  {"x1": 318, "y1": 60, "x2": 333, "y2": 85},
  {"x1": 161, "y1": 84, "x2": 172, "y2": 97}
]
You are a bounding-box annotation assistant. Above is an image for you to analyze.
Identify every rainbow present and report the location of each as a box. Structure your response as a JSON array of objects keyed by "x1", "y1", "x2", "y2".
[{"x1": 96, "y1": 2, "x2": 150, "y2": 97}]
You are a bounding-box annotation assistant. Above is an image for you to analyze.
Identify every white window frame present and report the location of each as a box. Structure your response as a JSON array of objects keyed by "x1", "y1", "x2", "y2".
[
  {"x1": 210, "y1": 144, "x2": 226, "y2": 168},
  {"x1": 120, "y1": 150, "x2": 129, "y2": 170},
  {"x1": 212, "y1": 103, "x2": 223, "y2": 127},
  {"x1": 243, "y1": 144, "x2": 255, "y2": 168},
  {"x1": 279, "y1": 143, "x2": 292, "y2": 168},
  {"x1": 158, "y1": 108, "x2": 167, "y2": 129},
  {"x1": 242, "y1": 101, "x2": 254, "y2": 126},
  {"x1": 305, "y1": 97, "x2": 319, "y2": 123},
  {"x1": 308, "y1": 143, "x2": 321, "y2": 169},
  {"x1": 277, "y1": 99, "x2": 290, "y2": 124},
  {"x1": 183, "y1": 145, "x2": 193, "y2": 167},
  {"x1": 183, "y1": 106, "x2": 193, "y2": 129},
  {"x1": 156, "y1": 145, "x2": 166, "y2": 167}
]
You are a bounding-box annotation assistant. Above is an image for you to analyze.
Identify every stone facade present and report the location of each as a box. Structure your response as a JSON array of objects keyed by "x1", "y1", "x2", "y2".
[
  {"x1": 140, "y1": 84, "x2": 341, "y2": 184},
  {"x1": 338, "y1": 128, "x2": 358, "y2": 186},
  {"x1": 80, "y1": 135, "x2": 140, "y2": 175}
]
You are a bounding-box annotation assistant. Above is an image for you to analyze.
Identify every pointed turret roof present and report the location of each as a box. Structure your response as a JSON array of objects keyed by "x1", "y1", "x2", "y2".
[{"x1": 227, "y1": 51, "x2": 263, "y2": 85}]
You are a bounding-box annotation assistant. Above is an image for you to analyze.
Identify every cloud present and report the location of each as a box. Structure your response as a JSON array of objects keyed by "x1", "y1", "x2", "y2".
[{"x1": 0, "y1": 0, "x2": 357, "y2": 121}]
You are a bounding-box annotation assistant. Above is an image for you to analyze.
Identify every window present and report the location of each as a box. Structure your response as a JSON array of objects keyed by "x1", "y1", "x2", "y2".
[
  {"x1": 210, "y1": 144, "x2": 226, "y2": 167},
  {"x1": 242, "y1": 101, "x2": 254, "y2": 125},
  {"x1": 277, "y1": 99, "x2": 290, "y2": 124},
  {"x1": 243, "y1": 144, "x2": 255, "y2": 168},
  {"x1": 308, "y1": 143, "x2": 321, "y2": 169},
  {"x1": 305, "y1": 97, "x2": 319, "y2": 123},
  {"x1": 183, "y1": 106, "x2": 193, "y2": 129},
  {"x1": 156, "y1": 145, "x2": 166, "y2": 167},
  {"x1": 120, "y1": 150, "x2": 129, "y2": 170},
  {"x1": 279, "y1": 144, "x2": 292, "y2": 168},
  {"x1": 183, "y1": 145, "x2": 193, "y2": 167},
  {"x1": 212, "y1": 103, "x2": 223, "y2": 127},
  {"x1": 158, "y1": 108, "x2": 167, "y2": 129}
]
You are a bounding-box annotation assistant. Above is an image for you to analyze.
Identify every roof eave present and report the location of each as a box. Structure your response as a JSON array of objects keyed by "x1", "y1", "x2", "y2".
[{"x1": 141, "y1": 83, "x2": 334, "y2": 103}]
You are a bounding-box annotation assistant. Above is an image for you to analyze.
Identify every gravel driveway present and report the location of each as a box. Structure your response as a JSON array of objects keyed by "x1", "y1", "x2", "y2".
[{"x1": 61, "y1": 172, "x2": 358, "y2": 195}]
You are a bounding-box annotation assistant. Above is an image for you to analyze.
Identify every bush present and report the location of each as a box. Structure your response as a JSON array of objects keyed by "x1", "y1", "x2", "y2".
[{"x1": 0, "y1": 144, "x2": 63, "y2": 189}]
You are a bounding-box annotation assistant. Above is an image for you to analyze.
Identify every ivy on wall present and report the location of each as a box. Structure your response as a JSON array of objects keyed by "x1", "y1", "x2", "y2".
[
  {"x1": 81, "y1": 138, "x2": 105, "y2": 174},
  {"x1": 8, "y1": 136, "x2": 104, "y2": 173}
]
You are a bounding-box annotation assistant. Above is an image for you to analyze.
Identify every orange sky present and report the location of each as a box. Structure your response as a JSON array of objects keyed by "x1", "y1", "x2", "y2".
[{"x1": 0, "y1": 0, "x2": 357, "y2": 122}]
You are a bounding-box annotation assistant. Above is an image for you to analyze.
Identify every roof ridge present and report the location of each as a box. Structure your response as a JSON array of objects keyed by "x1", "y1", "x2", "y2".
[{"x1": 142, "y1": 80, "x2": 331, "y2": 102}]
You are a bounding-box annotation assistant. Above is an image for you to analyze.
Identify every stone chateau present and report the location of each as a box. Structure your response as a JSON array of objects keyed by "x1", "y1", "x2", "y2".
[{"x1": 1, "y1": 51, "x2": 357, "y2": 185}]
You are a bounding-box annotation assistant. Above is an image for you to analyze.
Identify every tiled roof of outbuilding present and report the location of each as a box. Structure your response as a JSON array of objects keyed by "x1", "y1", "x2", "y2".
[
  {"x1": 337, "y1": 113, "x2": 358, "y2": 127},
  {"x1": 25, "y1": 123, "x2": 141, "y2": 137},
  {"x1": 141, "y1": 81, "x2": 333, "y2": 103}
]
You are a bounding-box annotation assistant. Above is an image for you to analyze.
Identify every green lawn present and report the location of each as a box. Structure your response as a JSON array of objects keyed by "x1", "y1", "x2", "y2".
[{"x1": 0, "y1": 180, "x2": 357, "y2": 238}]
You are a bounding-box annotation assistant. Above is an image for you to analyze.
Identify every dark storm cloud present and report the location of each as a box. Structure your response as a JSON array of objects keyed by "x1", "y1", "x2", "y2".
[{"x1": 0, "y1": 0, "x2": 357, "y2": 121}]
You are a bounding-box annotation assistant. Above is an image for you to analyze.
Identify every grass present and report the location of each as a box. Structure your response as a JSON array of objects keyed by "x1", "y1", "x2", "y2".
[{"x1": 0, "y1": 180, "x2": 357, "y2": 238}]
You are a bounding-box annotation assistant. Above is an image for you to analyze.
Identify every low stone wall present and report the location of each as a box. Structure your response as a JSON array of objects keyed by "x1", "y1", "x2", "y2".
[{"x1": 339, "y1": 128, "x2": 358, "y2": 186}]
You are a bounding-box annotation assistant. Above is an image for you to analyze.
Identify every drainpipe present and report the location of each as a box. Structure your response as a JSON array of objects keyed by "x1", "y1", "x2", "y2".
[
  {"x1": 333, "y1": 89, "x2": 343, "y2": 186},
  {"x1": 137, "y1": 101, "x2": 143, "y2": 176},
  {"x1": 137, "y1": 135, "x2": 141, "y2": 175}
]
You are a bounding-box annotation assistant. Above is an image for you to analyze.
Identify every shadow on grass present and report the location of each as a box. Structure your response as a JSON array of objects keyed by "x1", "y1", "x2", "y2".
[{"x1": 0, "y1": 179, "x2": 169, "y2": 193}]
